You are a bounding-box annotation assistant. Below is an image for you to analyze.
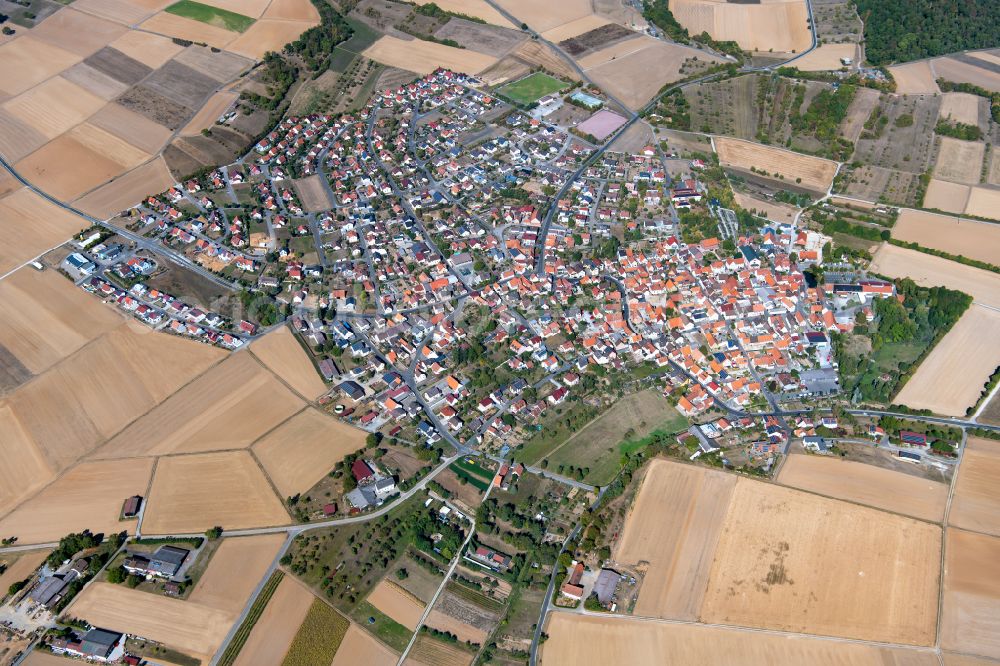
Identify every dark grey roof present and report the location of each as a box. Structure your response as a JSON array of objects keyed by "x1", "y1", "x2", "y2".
[
  {"x1": 593, "y1": 568, "x2": 619, "y2": 605},
  {"x1": 80, "y1": 628, "x2": 121, "y2": 657}
]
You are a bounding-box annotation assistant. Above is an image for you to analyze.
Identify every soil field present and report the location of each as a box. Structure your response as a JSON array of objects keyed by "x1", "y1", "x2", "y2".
[
  {"x1": 777, "y1": 453, "x2": 947, "y2": 521},
  {"x1": 290, "y1": 174, "x2": 334, "y2": 213},
  {"x1": 0, "y1": 549, "x2": 49, "y2": 600},
  {"x1": 143, "y1": 59, "x2": 221, "y2": 109},
  {"x1": 74, "y1": 156, "x2": 176, "y2": 218},
  {"x1": 61, "y1": 62, "x2": 131, "y2": 100},
  {"x1": 95, "y1": 352, "x2": 302, "y2": 458},
  {"x1": 7, "y1": 322, "x2": 222, "y2": 469},
  {"x1": 249, "y1": 325, "x2": 326, "y2": 399},
  {"x1": 233, "y1": 575, "x2": 314, "y2": 666},
  {"x1": 733, "y1": 191, "x2": 798, "y2": 223},
  {"x1": 715, "y1": 137, "x2": 837, "y2": 192},
  {"x1": 31, "y1": 7, "x2": 128, "y2": 55},
  {"x1": 700, "y1": 479, "x2": 940, "y2": 645},
  {"x1": 84, "y1": 47, "x2": 153, "y2": 86},
  {"x1": 109, "y1": 30, "x2": 184, "y2": 68},
  {"x1": 668, "y1": 0, "x2": 810, "y2": 53},
  {"x1": 139, "y1": 11, "x2": 239, "y2": 49},
  {"x1": 869, "y1": 243, "x2": 1000, "y2": 309},
  {"x1": 923, "y1": 178, "x2": 970, "y2": 214},
  {"x1": 406, "y1": 634, "x2": 473, "y2": 666},
  {"x1": 3, "y1": 76, "x2": 105, "y2": 139},
  {"x1": 141, "y1": 450, "x2": 290, "y2": 533},
  {"x1": 964, "y1": 186, "x2": 1000, "y2": 220},
  {"x1": 585, "y1": 39, "x2": 720, "y2": 111},
  {"x1": 227, "y1": 19, "x2": 316, "y2": 59},
  {"x1": 0, "y1": 36, "x2": 82, "y2": 98},
  {"x1": 181, "y1": 90, "x2": 238, "y2": 136},
  {"x1": 362, "y1": 35, "x2": 497, "y2": 75},
  {"x1": 792, "y1": 43, "x2": 857, "y2": 71},
  {"x1": 253, "y1": 407, "x2": 367, "y2": 497},
  {"x1": 541, "y1": 613, "x2": 940, "y2": 666},
  {"x1": 934, "y1": 137, "x2": 986, "y2": 184},
  {"x1": 188, "y1": 534, "x2": 285, "y2": 614},
  {"x1": 492, "y1": 0, "x2": 590, "y2": 33},
  {"x1": 0, "y1": 458, "x2": 153, "y2": 545},
  {"x1": 615, "y1": 460, "x2": 735, "y2": 621},
  {"x1": 367, "y1": 579, "x2": 426, "y2": 630},
  {"x1": 433, "y1": 19, "x2": 525, "y2": 58},
  {"x1": 939, "y1": 92, "x2": 982, "y2": 127},
  {"x1": 331, "y1": 624, "x2": 399, "y2": 666},
  {"x1": 541, "y1": 15, "x2": 611, "y2": 44},
  {"x1": 426, "y1": 609, "x2": 489, "y2": 644},
  {"x1": 888, "y1": 62, "x2": 939, "y2": 95},
  {"x1": 948, "y1": 437, "x2": 1000, "y2": 537},
  {"x1": 68, "y1": 582, "x2": 232, "y2": 661},
  {"x1": 0, "y1": 267, "x2": 121, "y2": 375},
  {"x1": 892, "y1": 209, "x2": 1000, "y2": 265},
  {"x1": 940, "y1": 529, "x2": 1000, "y2": 659},
  {"x1": 412, "y1": 0, "x2": 511, "y2": 27}
]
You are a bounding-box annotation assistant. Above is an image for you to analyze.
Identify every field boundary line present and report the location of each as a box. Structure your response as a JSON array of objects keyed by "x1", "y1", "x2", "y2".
[
  {"x1": 245, "y1": 344, "x2": 318, "y2": 405},
  {"x1": 135, "y1": 456, "x2": 159, "y2": 537},
  {"x1": 247, "y1": 446, "x2": 296, "y2": 522},
  {"x1": 935, "y1": 427, "x2": 966, "y2": 648}
]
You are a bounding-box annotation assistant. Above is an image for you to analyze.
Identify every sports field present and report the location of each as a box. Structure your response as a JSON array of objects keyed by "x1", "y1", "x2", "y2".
[
  {"x1": 498, "y1": 72, "x2": 567, "y2": 104},
  {"x1": 165, "y1": 0, "x2": 254, "y2": 32}
]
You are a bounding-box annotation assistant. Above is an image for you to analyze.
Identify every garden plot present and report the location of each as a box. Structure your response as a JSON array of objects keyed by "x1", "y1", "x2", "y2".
[
  {"x1": 141, "y1": 450, "x2": 290, "y2": 533},
  {"x1": 949, "y1": 437, "x2": 1000, "y2": 537}
]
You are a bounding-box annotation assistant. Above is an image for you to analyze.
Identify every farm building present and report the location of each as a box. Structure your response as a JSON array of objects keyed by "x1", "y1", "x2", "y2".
[
  {"x1": 123, "y1": 545, "x2": 189, "y2": 578},
  {"x1": 352, "y1": 459, "x2": 376, "y2": 485},
  {"x1": 900, "y1": 431, "x2": 928, "y2": 447},
  {"x1": 467, "y1": 545, "x2": 512, "y2": 572},
  {"x1": 51, "y1": 628, "x2": 124, "y2": 662},
  {"x1": 121, "y1": 495, "x2": 142, "y2": 518},
  {"x1": 593, "y1": 568, "x2": 620, "y2": 606}
]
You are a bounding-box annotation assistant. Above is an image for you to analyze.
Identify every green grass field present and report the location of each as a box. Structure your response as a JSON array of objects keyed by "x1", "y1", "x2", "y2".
[
  {"x1": 497, "y1": 72, "x2": 567, "y2": 105},
  {"x1": 165, "y1": 0, "x2": 255, "y2": 32}
]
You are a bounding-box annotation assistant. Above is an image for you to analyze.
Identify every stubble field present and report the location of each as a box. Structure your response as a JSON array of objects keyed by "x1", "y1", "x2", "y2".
[
  {"x1": 938, "y1": 92, "x2": 982, "y2": 127},
  {"x1": 887, "y1": 61, "x2": 939, "y2": 94},
  {"x1": 714, "y1": 137, "x2": 838, "y2": 192},
  {"x1": 934, "y1": 136, "x2": 986, "y2": 185},
  {"x1": 233, "y1": 574, "x2": 315, "y2": 666},
  {"x1": 188, "y1": 533, "x2": 285, "y2": 614},
  {"x1": 248, "y1": 324, "x2": 327, "y2": 399},
  {"x1": 331, "y1": 624, "x2": 399, "y2": 666},
  {"x1": 940, "y1": 528, "x2": 1000, "y2": 660},
  {"x1": 0, "y1": 188, "x2": 88, "y2": 276},
  {"x1": 948, "y1": 437, "x2": 1000, "y2": 537},
  {"x1": 668, "y1": 0, "x2": 810, "y2": 53},
  {"x1": 493, "y1": 0, "x2": 591, "y2": 33},
  {"x1": 367, "y1": 579, "x2": 426, "y2": 630},
  {"x1": 362, "y1": 36, "x2": 497, "y2": 75},
  {"x1": 0, "y1": 549, "x2": 50, "y2": 599},
  {"x1": 870, "y1": 243, "x2": 1000, "y2": 309},
  {"x1": 141, "y1": 450, "x2": 290, "y2": 533},
  {"x1": 892, "y1": 209, "x2": 1000, "y2": 265},
  {"x1": 777, "y1": 453, "x2": 947, "y2": 521},
  {"x1": 700, "y1": 479, "x2": 940, "y2": 645},
  {"x1": 406, "y1": 634, "x2": 473, "y2": 666}
]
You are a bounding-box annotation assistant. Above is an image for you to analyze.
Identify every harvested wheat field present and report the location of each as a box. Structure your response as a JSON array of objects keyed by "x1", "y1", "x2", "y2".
[
  {"x1": 870, "y1": 243, "x2": 1000, "y2": 309},
  {"x1": 586, "y1": 39, "x2": 720, "y2": 110},
  {"x1": 406, "y1": 634, "x2": 472, "y2": 666},
  {"x1": 71, "y1": 0, "x2": 160, "y2": 24},
  {"x1": 923, "y1": 178, "x2": 970, "y2": 214},
  {"x1": 233, "y1": 575, "x2": 314, "y2": 666},
  {"x1": 249, "y1": 325, "x2": 326, "y2": 399},
  {"x1": 933, "y1": 57, "x2": 1000, "y2": 94},
  {"x1": 139, "y1": 12, "x2": 239, "y2": 50},
  {"x1": 89, "y1": 102, "x2": 173, "y2": 155},
  {"x1": 0, "y1": 549, "x2": 50, "y2": 599},
  {"x1": 700, "y1": 479, "x2": 940, "y2": 645},
  {"x1": 3, "y1": 77, "x2": 105, "y2": 140},
  {"x1": 669, "y1": 0, "x2": 810, "y2": 53},
  {"x1": 62, "y1": 62, "x2": 132, "y2": 101},
  {"x1": 181, "y1": 90, "x2": 237, "y2": 136},
  {"x1": 8, "y1": 322, "x2": 223, "y2": 469},
  {"x1": 142, "y1": 450, "x2": 289, "y2": 533},
  {"x1": 367, "y1": 579, "x2": 426, "y2": 630},
  {"x1": 70, "y1": 122, "x2": 151, "y2": 169},
  {"x1": 227, "y1": 19, "x2": 316, "y2": 59},
  {"x1": 412, "y1": 0, "x2": 511, "y2": 27},
  {"x1": 892, "y1": 209, "x2": 1000, "y2": 265},
  {"x1": 363, "y1": 36, "x2": 497, "y2": 76},
  {"x1": 16, "y1": 135, "x2": 134, "y2": 201},
  {"x1": 31, "y1": 8, "x2": 128, "y2": 56},
  {"x1": 777, "y1": 454, "x2": 947, "y2": 521},
  {"x1": 173, "y1": 44, "x2": 253, "y2": 81},
  {"x1": 715, "y1": 137, "x2": 837, "y2": 192},
  {"x1": 188, "y1": 533, "x2": 285, "y2": 614},
  {"x1": 199, "y1": 0, "x2": 269, "y2": 17},
  {"x1": 964, "y1": 186, "x2": 1000, "y2": 221},
  {"x1": 792, "y1": 43, "x2": 857, "y2": 72},
  {"x1": 888, "y1": 61, "x2": 940, "y2": 95},
  {"x1": 940, "y1": 529, "x2": 1000, "y2": 660},
  {"x1": 331, "y1": 624, "x2": 399, "y2": 666},
  {"x1": 0, "y1": 402, "x2": 53, "y2": 516},
  {"x1": 939, "y1": 92, "x2": 982, "y2": 127},
  {"x1": 540, "y1": 15, "x2": 611, "y2": 43},
  {"x1": 253, "y1": 408, "x2": 366, "y2": 497},
  {"x1": 0, "y1": 110, "x2": 48, "y2": 163},
  {"x1": 291, "y1": 174, "x2": 334, "y2": 213},
  {"x1": 949, "y1": 437, "x2": 1000, "y2": 537},
  {"x1": 0, "y1": 188, "x2": 87, "y2": 276},
  {"x1": 615, "y1": 459, "x2": 735, "y2": 620},
  {"x1": 934, "y1": 137, "x2": 986, "y2": 185},
  {"x1": 733, "y1": 191, "x2": 797, "y2": 223},
  {"x1": 0, "y1": 37, "x2": 82, "y2": 97},
  {"x1": 69, "y1": 582, "x2": 232, "y2": 662},
  {"x1": 108, "y1": 30, "x2": 184, "y2": 68},
  {"x1": 0, "y1": 267, "x2": 121, "y2": 375},
  {"x1": 75, "y1": 157, "x2": 176, "y2": 218},
  {"x1": 541, "y1": 613, "x2": 939, "y2": 666},
  {"x1": 95, "y1": 352, "x2": 302, "y2": 458},
  {"x1": 493, "y1": 0, "x2": 591, "y2": 32},
  {"x1": 426, "y1": 609, "x2": 489, "y2": 644},
  {"x1": 0, "y1": 458, "x2": 153, "y2": 544},
  {"x1": 263, "y1": 0, "x2": 319, "y2": 21}
]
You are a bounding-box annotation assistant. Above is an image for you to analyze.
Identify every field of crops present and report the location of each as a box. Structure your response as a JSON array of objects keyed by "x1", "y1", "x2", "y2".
[
  {"x1": 165, "y1": 0, "x2": 255, "y2": 32},
  {"x1": 282, "y1": 599, "x2": 350, "y2": 666}
]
